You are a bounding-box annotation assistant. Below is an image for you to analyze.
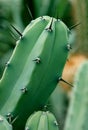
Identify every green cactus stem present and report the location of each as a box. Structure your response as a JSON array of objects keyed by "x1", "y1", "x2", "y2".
[{"x1": 0, "y1": 16, "x2": 69, "y2": 130}]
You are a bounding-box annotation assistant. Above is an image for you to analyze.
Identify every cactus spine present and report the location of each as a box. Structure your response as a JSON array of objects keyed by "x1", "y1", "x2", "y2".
[
  {"x1": 0, "y1": 16, "x2": 69, "y2": 130},
  {"x1": 64, "y1": 61, "x2": 88, "y2": 130},
  {"x1": 25, "y1": 111, "x2": 59, "y2": 130},
  {"x1": 0, "y1": 115, "x2": 12, "y2": 130}
]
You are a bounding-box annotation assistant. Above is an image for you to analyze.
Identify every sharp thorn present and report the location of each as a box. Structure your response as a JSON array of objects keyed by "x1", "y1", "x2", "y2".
[
  {"x1": 49, "y1": 18, "x2": 53, "y2": 30},
  {"x1": 11, "y1": 115, "x2": 19, "y2": 124},
  {"x1": 69, "y1": 22, "x2": 81, "y2": 30},
  {"x1": 26, "y1": 5, "x2": 33, "y2": 20},
  {"x1": 58, "y1": 77, "x2": 73, "y2": 87},
  {"x1": 45, "y1": 18, "x2": 53, "y2": 31},
  {"x1": 9, "y1": 31, "x2": 17, "y2": 41},
  {"x1": 10, "y1": 24, "x2": 23, "y2": 37}
]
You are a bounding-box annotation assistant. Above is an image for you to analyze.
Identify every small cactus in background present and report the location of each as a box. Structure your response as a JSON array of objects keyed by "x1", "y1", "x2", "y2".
[
  {"x1": 64, "y1": 61, "x2": 88, "y2": 130},
  {"x1": 0, "y1": 115, "x2": 12, "y2": 130},
  {"x1": 0, "y1": 16, "x2": 70, "y2": 130},
  {"x1": 25, "y1": 111, "x2": 59, "y2": 130}
]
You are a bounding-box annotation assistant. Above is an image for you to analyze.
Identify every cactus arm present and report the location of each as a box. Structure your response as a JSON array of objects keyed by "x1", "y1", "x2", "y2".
[
  {"x1": 0, "y1": 16, "x2": 69, "y2": 130},
  {"x1": 13, "y1": 19, "x2": 68, "y2": 129}
]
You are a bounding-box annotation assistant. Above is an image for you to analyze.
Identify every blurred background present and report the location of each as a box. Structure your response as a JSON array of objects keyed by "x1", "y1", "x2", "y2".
[{"x1": 0, "y1": 0, "x2": 88, "y2": 129}]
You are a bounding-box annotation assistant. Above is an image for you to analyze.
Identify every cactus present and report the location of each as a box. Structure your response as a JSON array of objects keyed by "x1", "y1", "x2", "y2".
[
  {"x1": 64, "y1": 61, "x2": 88, "y2": 130},
  {"x1": 25, "y1": 111, "x2": 59, "y2": 130},
  {"x1": 0, "y1": 115, "x2": 12, "y2": 130},
  {"x1": 0, "y1": 16, "x2": 69, "y2": 129}
]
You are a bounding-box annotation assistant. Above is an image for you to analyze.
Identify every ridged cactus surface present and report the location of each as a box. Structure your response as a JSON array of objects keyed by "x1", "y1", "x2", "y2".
[
  {"x1": 25, "y1": 111, "x2": 59, "y2": 130},
  {"x1": 0, "y1": 16, "x2": 69, "y2": 129},
  {"x1": 0, "y1": 115, "x2": 12, "y2": 130},
  {"x1": 64, "y1": 61, "x2": 88, "y2": 130}
]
